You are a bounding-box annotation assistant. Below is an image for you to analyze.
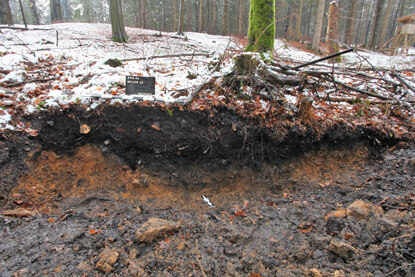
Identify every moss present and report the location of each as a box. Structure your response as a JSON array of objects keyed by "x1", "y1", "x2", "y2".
[
  {"x1": 246, "y1": 0, "x2": 275, "y2": 55},
  {"x1": 105, "y1": 59, "x2": 123, "y2": 68}
]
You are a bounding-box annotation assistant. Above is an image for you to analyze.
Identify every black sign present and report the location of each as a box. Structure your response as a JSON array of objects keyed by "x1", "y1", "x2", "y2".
[{"x1": 126, "y1": 76, "x2": 155, "y2": 96}]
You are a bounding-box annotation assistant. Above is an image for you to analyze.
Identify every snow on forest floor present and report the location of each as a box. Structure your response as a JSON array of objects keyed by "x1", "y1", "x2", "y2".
[{"x1": 0, "y1": 23, "x2": 414, "y2": 132}]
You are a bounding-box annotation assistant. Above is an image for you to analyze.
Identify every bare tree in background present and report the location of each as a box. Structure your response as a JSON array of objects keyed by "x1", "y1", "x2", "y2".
[
  {"x1": 312, "y1": 0, "x2": 325, "y2": 52},
  {"x1": 50, "y1": 0, "x2": 63, "y2": 23},
  {"x1": 0, "y1": 0, "x2": 13, "y2": 25},
  {"x1": 109, "y1": 0, "x2": 128, "y2": 42}
]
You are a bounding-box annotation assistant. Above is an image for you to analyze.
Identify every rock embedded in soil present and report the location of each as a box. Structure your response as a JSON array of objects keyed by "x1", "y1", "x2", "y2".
[
  {"x1": 308, "y1": 268, "x2": 323, "y2": 277},
  {"x1": 347, "y1": 200, "x2": 383, "y2": 220},
  {"x1": 96, "y1": 248, "x2": 120, "y2": 273},
  {"x1": 135, "y1": 218, "x2": 179, "y2": 243},
  {"x1": 328, "y1": 239, "x2": 359, "y2": 260}
]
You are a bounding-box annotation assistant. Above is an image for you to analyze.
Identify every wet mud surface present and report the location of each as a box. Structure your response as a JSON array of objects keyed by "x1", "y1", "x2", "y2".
[{"x1": 0, "y1": 105, "x2": 414, "y2": 276}]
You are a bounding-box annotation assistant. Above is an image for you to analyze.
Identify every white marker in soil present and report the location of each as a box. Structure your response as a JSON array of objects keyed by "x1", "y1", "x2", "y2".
[{"x1": 201, "y1": 195, "x2": 214, "y2": 208}]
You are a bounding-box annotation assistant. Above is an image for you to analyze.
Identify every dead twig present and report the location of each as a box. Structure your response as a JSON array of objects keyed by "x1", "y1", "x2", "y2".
[
  {"x1": 4, "y1": 77, "x2": 59, "y2": 88},
  {"x1": 392, "y1": 73, "x2": 415, "y2": 94},
  {"x1": 122, "y1": 53, "x2": 210, "y2": 62}
]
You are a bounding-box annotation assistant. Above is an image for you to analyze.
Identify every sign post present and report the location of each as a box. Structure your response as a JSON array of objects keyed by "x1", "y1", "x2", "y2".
[{"x1": 126, "y1": 76, "x2": 156, "y2": 96}]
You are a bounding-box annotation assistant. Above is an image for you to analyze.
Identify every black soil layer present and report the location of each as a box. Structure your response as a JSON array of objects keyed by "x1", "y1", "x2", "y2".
[{"x1": 1, "y1": 105, "x2": 414, "y2": 276}]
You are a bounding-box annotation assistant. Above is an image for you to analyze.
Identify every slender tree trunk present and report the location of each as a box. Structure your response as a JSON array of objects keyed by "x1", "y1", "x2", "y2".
[
  {"x1": 295, "y1": 0, "x2": 303, "y2": 41},
  {"x1": 177, "y1": 0, "x2": 184, "y2": 35},
  {"x1": 197, "y1": 0, "x2": 203, "y2": 32},
  {"x1": 312, "y1": 0, "x2": 325, "y2": 52},
  {"x1": 246, "y1": 0, "x2": 275, "y2": 54},
  {"x1": 359, "y1": 0, "x2": 372, "y2": 45},
  {"x1": 212, "y1": 0, "x2": 216, "y2": 33},
  {"x1": 173, "y1": 0, "x2": 178, "y2": 31},
  {"x1": 29, "y1": 0, "x2": 40, "y2": 24},
  {"x1": 238, "y1": 0, "x2": 244, "y2": 35},
  {"x1": 61, "y1": 0, "x2": 72, "y2": 22},
  {"x1": 186, "y1": 0, "x2": 192, "y2": 31},
  {"x1": 18, "y1": 0, "x2": 27, "y2": 28},
  {"x1": 327, "y1": 2, "x2": 340, "y2": 61},
  {"x1": 378, "y1": 0, "x2": 394, "y2": 48},
  {"x1": 368, "y1": 0, "x2": 385, "y2": 50},
  {"x1": 345, "y1": 0, "x2": 358, "y2": 45},
  {"x1": 50, "y1": 0, "x2": 63, "y2": 23},
  {"x1": 286, "y1": 2, "x2": 295, "y2": 39},
  {"x1": 0, "y1": 0, "x2": 12, "y2": 25},
  {"x1": 222, "y1": 0, "x2": 228, "y2": 35},
  {"x1": 109, "y1": 0, "x2": 128, "y2": 42},
  {"x1": 141, "y1": 0, "x2": 146, "y2": 28}
]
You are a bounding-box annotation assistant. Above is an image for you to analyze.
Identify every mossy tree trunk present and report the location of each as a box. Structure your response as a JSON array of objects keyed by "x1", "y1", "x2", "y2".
[
  {"x1": 110, "y1": 0, "x2": 128, "y2": 43},
  {"x1": 0, "y1": 0, "x2": 13, "y2": 25},
  {"x1": 246, "y1": 0, "x2": 275, "y2": 54}
]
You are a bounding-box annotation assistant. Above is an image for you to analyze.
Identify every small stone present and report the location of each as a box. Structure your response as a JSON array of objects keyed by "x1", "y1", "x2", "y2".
[
  {"x1": 308, "y1": 268, "x2": 323, "y2": 277},
  {"x1": 136, "y1": 206, "x2": 142, "y2": 213},
  {"x1": 347, "y1": 200, "x2": 383, "y2": 220},
  {"x1": 77, "y1": 261, "x2": 93, "y2": 271},
  {"x1": 96, "y1": 248, "x2": 119, "y2": 273},
  {"x1": 135, "y1": 218, "x2": 179, "y2": 243},
  {"x1": 328, "y1": 239, "x2": 358, "y2": 260},
  {"x1": 132, "y1": 179, "x2": 140, "y2": 185},
  {"x1": 129, "y1": 248, "x2": 138, "y2": 260},
  {"x1": 333, "y1": 270, "x2": 346, "y2": 277},
  {"x1": 177, "y1": 242, "x2": 186, "y2": 250}
]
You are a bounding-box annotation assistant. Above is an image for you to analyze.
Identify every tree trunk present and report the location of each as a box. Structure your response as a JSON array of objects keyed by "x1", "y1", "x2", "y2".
[
  {"x1": 50, "y1": 0, "x2": 63, "y2": 23},
  {"x1": 187, "y1": 0, "x2": 192, "y2": 31},
  {"x1": 238, "y1": 0, "x2": 244, "y2": 35},
  {"x1": 222, "y1": 0, "x2": 228, "y2": 35},
  {"x1": 378, "y1": 0, "x2": 394, "y2": 48},
  {"x1": 141, "y1": 0, "x2": 146, "y2": 29},
  {"x1": 110, "y1": 0, "x2": 128, "y2": 42},
  {"x1": 0, "y1": 0, "x2": 12, "y2": 25},
  {"x1": 345, "y1": 0, "x2": 357, "y2": 45},
  {"x1": 177, "y1": 0, "x2": 184, "y2": 35},
  {"x1": 173, "y1": 0, "x2": 178, "y2": 31},
  {"x1": 295, "y1": 0, "x2": 303, "y2": 41},
  {"x1": 246, "y1": 0, "x2": 275, "y2": 54},
  {"x1": 367, "y1": 0, "x2": 385, "y2": 50},
  {"x1": 327, "y1": 2, "x2": 341, "y2": 62},
  {"x1": 210, "y1": 0, "x2": 216, "y2": 33},
  {"x1": 311, "y1": 0, "x2": 325, "y2": 52},
  {"x1": 198, "y1": 0, "x2": 203, "y2": 32},
  {"x1": 18, "y1": 0, "x2": 27, "y2": 28},
  {"x1": 359, "y1": 0, "x2": 372, "y2": 46},
  {"x1": 29, "y1": 0, "x2": 40, "y2": 24},
  {"x1": 61, "y1": 0, "x2": 72, "y2": 22}
]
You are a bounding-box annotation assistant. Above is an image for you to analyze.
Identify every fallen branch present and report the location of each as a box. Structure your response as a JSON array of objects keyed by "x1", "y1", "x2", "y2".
[
  {"x1": 322, "y1": 77, "x2": 392, "y2": 101},
  {"x1": 122, "y1": 53, "x2": 210, "y2": 62},
  {"x1": 392, "y1": 73, "x2": 415, "y2": 94},
  {"x1": 185, "y1": 76, "x2": 218, "y2": 105},
  {"x1": 4, "y1": 77, "x2": 59, "y2": 87},
  {"x1": 292, "y1": 49, "x2": 354, "y2": 70},
  {"x1": 0, "y1": 26, "x2": 52, "y2": 31}
]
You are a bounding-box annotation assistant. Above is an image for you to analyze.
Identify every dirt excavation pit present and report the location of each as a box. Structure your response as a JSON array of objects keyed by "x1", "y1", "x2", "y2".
[
  {"x1": 1, "y1": 107, "x2": 415, "y2": 276},
  {"x1": 14, "y1": 143, "x2": 371, "y2": 213}
]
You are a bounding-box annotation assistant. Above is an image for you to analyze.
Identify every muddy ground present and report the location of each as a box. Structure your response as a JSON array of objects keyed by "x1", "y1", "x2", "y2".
[{"x1": 0, "y1": 105, "x2": 414, "y2": 276}]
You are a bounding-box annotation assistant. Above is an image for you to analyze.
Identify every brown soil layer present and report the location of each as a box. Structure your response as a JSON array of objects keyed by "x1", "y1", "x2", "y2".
[{"x1": 0, "y1": 105, "x2": 414, "y2": 276}]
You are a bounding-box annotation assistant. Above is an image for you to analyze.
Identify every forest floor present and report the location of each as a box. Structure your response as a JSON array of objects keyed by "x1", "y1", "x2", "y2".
[{"x1": 1, "y1": 23, "x2": 415, "y2": 276}]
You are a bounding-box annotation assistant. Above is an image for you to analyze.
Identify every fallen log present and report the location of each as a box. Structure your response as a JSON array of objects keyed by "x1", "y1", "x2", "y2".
[
  {"x1": 292, "y1": 48, "x2": 354, "y2": 70},
  {"x1": 4, "y1": 77, "x2": 59, "y2": 88}
]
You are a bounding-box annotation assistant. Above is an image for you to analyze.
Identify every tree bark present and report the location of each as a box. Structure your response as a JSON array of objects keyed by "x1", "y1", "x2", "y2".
[
  {"x1": 327, "y1": 2, "x2": 341, "y2": 62},
  {"x1": 177, "y1": 0, "x2": 184, "y2": 35},
  {"x1": 187, "y1": 0, "x2": 192, "y2": 31},
  {"x1": 0, "y1": 0, "x2": 12, "y2": 25},
  {"x1": 198, "y1": 0, "x2": 204, "y2": 32},
  {"x1": 238, "y1": 0, "x2": 245, "y2": 35},
  {"x1": 222, "y1": 0, "x2": 228, "y2": 35},
  {"x1": 378, "y1": 0, "x2": 394, "y2": 48},
  {"x1": 367, "y1": 0, "x2": 385, "y2": 50},
  {"x1": 29, "y1": 0, "x2": 40, "y2": 24},
  {"x1": 295, "y1": 0, "x2": 303, "y2": 41},
  {"x1": 210, "y1": 0, "x2": 216, "y2": 33},
  {"x1": 173, "y1": 0, "x2": 178, "y2": 31},
  {"x1": 110, "y1": 0, "x2": 128, "y2": 43},
  {"x1": 345, "y1": 0, "x2": 357, "y2": 45},
  {"x1": 50, "y1": 0, "x2": 63, "y2": 23},
  {"x1": 246, "y1": 0, "x2": 275, "y2": 54},
  {"x1": 311, "y1": 0, "x2": 325, "y2": 52},
  {"x1": 18, "y1": 0, "x2": 27, "y2": 28}
]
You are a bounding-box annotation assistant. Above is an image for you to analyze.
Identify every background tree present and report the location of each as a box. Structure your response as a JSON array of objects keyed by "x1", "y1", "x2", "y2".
[
  {"x1": 29, "y1": 0, "x2": 40, "y2": 24},
  {"x1": 50, "y1": 0, "x2": 63, "y2": 23},
  {"x1": 311, "y1": 0, "x2": 325, "y2": 52},
  {"x1": 326, "y1": 1, "x2": 341, "y2": 62},
  {"x1": 368, "y1": 0, "x2": 385, "y2": 50},
  {"x1": 222, "y1": 0, "x2": 228, "y2": 35},
  {"x1": 0, "y1": 0, "x2": 13, "y2": 24},
  {"x1": 345, "y1": 0, "x2": 358, "y2": 45},
  {"x1": 177, "y1": 0, "x2": 184, "y2": 35},
  {"x1": 246, "y1": 0, "x2": 275, "y2": 54},
  {"x1": 109, "y1": 0, "x2": 128, "y2": 42}
]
